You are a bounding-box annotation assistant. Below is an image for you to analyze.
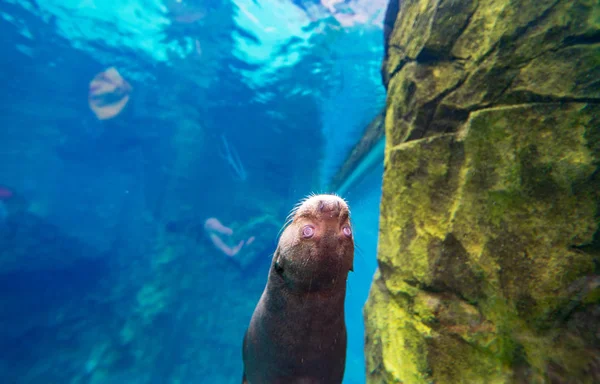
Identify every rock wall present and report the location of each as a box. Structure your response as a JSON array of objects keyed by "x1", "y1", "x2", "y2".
[{"x1": 365, "y1": 0, "x2": 600, "y2": 382}]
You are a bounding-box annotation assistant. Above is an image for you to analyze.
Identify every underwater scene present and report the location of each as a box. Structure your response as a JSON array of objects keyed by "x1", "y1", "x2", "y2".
[
  {"x1": 0, "y1": 0, "x2": 385, "y2": 383},
  {"x1": 1, "y1": 0, "x2": 600, "y2": 383}
]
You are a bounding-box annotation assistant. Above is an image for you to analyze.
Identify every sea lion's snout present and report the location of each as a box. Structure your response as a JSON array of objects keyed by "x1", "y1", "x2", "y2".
[
  {"x1": 296, "y1": 194, "x2": 349, "y2": 223},
  {"x1": 317, "y1": 197, "x2": 342, "y2": 215},
  {"x1": 273, "y1": 194, "x2": 354, "y2": 292},
  {"x1": 310, "y1": 196, "x2": 350, "y2": 240},
  {"x1": 292, "y1": 194, "x2": 351, "y2": 238}
]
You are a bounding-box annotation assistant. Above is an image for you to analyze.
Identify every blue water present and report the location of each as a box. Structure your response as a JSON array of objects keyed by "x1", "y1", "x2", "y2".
[{"x1": 0, "y1": 0, "x2": 385, "y2": 382}]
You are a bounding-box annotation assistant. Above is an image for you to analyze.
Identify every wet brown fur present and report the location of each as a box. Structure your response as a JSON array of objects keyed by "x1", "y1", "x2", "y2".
[{"x1": 242, "y1": 194, "x2": 355, "y2": 384}]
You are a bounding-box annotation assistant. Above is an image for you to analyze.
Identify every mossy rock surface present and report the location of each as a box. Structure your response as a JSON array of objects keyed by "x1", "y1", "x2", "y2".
[{"x1": 368, "y1": 0, "x2": 600, "y2": 382}]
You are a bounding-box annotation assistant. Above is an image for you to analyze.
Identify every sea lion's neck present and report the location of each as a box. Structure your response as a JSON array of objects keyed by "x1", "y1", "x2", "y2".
[{"x1": 264, "y1": 268, "x2": 348, "y2": 315}]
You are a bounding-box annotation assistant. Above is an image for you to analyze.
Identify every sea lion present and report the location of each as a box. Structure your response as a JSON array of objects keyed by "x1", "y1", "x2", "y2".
[{"x1": 242, "y1": 194, "x2": 354, "y2": 384}]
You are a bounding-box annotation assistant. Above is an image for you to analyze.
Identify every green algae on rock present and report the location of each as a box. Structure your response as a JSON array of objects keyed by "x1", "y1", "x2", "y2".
[{"x1": 366, "y1": 0, "x2": 600, "y2": 382}]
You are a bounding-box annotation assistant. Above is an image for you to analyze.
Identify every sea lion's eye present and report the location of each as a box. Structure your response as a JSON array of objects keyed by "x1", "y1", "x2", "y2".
[
  {"x1": 302, "y1": 225, "x2": 315, "y2": 238},
  {"x1": 342, "y1": 225, "x2": 352, "y2": 238}
]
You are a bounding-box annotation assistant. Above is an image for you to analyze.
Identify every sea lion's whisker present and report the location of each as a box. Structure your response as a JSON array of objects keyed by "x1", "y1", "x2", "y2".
[
  {"x1": 355, "y1": 242, "x2": 363, "y2": 255},
  {"x1": 284, "y1": 212, "x2": 296, "y2": 225},
  {"x1": 284, "y1": 205, "x2": 301, "y2": 225},
  {"x1": 352, "y1": 243, "x2": 364, "y2": 269},
  {"x1": 276, "y1": 218, "x2": 294, "y2": 240}
]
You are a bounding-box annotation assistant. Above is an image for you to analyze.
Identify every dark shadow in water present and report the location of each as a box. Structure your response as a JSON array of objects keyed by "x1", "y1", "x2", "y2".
[{"x1": 0, "y1": 212, "x2": 112, "y2": 381}]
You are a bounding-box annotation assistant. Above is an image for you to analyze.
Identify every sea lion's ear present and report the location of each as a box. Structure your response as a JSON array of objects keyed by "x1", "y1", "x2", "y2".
[
  {"x1": 274, "y1": 261, "x2": 284, "y2": 274},
  {"x1": 350, "y1": 264, "x2": 354, "y2": 273},
  {"x1": 273, "y1": 249, "x2": 284, "y2": 274}
]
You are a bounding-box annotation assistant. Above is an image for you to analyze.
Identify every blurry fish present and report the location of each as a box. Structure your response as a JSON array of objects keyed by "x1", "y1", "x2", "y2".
[
  {"x1": 166, "y1": 217, "x2": 255, "y2": 260},
  {"x1": 0, "y1": 186, "x2": 19, "y2": 224},
  {"x1": 166, "y1": 0, "x2": 205, "y2": 24},
  {"x1": 0, "y1": 186, "x2": 13, "y2": 199},
  {"x1": 88, "y1": 67, "x2": 132, "y2": 120},
  {"x1": 204, "y1": 217, "x2": 234, "y2": 235}
]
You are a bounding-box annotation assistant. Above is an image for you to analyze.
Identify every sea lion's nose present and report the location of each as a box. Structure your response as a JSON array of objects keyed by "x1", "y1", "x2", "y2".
[{"x1": 318, "y1": 199, "x2": 342, "y2": 216}]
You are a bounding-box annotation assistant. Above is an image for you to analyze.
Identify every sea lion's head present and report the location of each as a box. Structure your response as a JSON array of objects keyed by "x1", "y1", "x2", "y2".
[{"x1": 272, "y1": 194, "x2": 354, "y2": 293}]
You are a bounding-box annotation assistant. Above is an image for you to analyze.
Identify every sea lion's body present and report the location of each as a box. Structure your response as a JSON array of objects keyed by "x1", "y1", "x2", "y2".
[{"x1": 242, "y1": 194, "x2": 354, "y2": 384}]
